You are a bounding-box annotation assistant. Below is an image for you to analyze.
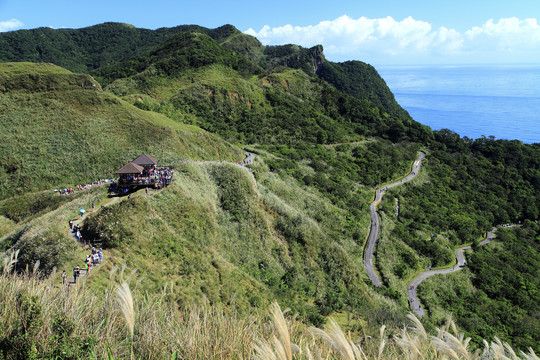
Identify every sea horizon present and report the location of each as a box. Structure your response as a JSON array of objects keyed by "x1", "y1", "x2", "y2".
[{"x1": 377, "y1": 63, "x2": 540, "y2": 144}]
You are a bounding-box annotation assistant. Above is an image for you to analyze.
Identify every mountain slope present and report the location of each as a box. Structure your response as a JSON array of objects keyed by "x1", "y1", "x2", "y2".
[
  {"x1": 0, "y1": 22, "x2": 410, "y2": 123},
  {"x1": 93, "y1": 30, "x2": 430, "y2": 145},
  {"x1": 93, "y1": 31, "x2": 261, "y2": 86},
  {"x1": 78, "y1": 160, "x2": 386, "y2": 319},
  {"x1": 0, "y1": 61, "x2": 400, "y2": 325},
  {"x1": 0, "y1": 62, "x2": 242, "y2": 200},
  {"x1": 316, "y1": 59, "x2": 411, "y2": 120}
]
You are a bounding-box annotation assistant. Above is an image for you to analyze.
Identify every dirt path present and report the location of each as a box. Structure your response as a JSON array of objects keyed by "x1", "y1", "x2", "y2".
[{"x1": 65, "y1": 194, "x2": 126, "y2": 284}]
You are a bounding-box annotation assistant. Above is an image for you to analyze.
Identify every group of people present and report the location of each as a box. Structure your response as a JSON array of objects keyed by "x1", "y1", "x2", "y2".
[
  {"x1": 118, "y1": 167, "x2": 173, "y2": 187},
  {"x1": 62, "y1": 247, "x2": 103, "y2": 287},
  {"x1": 114, "y1": 167, "x2": 173, "y2": 195},
  {"x1": 69, "y1": 220, "x2": 83, "y2": 243},
  {"x1": 238, "y1": 152, "x2": 255, "y2": 167},
  {"x1": 56, "y1": 178, "x2": 114, "y2": 195}
]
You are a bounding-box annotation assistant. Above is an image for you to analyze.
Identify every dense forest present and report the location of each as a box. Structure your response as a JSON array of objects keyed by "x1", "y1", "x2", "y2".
[{"x1": 417, "y1": 223, "x2": 540, "y2": 352}]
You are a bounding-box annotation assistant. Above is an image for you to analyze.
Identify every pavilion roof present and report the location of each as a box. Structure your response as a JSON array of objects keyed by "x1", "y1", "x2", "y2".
[
  {"x1": 115, "y1": 162, "x2": 144, "y2": 174},
  {"x1": 132, "y1": 154, "x2": 158, "y2": 166}
]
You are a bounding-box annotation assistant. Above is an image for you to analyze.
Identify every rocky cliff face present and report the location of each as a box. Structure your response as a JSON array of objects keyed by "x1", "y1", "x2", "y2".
[{"x1": 309, "y1": 45, "x2": 325, "y2": 74}]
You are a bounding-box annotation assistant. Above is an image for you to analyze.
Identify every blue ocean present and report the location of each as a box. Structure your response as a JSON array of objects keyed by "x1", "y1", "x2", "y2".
[{"x1": 377, "y1": 65, "x2": 540, "y2": 144}]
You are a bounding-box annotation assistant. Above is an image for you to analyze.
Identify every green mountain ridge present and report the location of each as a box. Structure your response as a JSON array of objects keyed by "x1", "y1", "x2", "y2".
[{"x1": 0, "y1": 22, "x2": 408, "y2": 121}]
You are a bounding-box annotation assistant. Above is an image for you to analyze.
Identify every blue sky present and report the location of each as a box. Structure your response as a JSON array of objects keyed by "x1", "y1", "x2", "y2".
[{"x1": 1, "y1": 0, "x2": 539, "y2": 65}]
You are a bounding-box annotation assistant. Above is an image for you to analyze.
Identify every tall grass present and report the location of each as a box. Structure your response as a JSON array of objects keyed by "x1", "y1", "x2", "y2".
[
  {"x1": 254, "y1": 302, "x2": 538, "y2": 360},
  {"x1": 0, "y1": 261, "x2": 538, "y2": 359},
  {"x1": 0, "y1": 258, "x2": 263, "y2": 359}
]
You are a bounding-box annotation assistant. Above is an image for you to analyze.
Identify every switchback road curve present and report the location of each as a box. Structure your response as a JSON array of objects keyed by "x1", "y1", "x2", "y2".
[
  {"x1": 407, "y1": 228, "x2": 498, "y2": 317},
  {"x1": 363, "y1": 152, "x2": 425, "y2": 287}
]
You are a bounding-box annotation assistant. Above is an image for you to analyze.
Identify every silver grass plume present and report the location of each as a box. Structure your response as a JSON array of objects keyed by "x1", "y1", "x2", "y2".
[
  {"x1": 2, "y1": 249, "x2": 19, "y2": 275},
  {"x1": 119, "y1": 263, "x2": 127, "y2": 283},
  {"x1": 32, "y1": 260, "x2": 40, "y2": 275},
  {"x1": 310, "y1": 318, "x2": 367, "y2": 360},
  {"x1": 115, "y1": 281, "x2": 135, "y2": 338},
  {"x1": 394, "y1": 327, "x2": 422, "y2": 360},
  {"x1": 378, "y1": 324, "x2": 386, "y2": 360},
  {"x1": 504, "y1": 342, "x2": 519, "y2": 360},
  {"x1": 253, "y1": 301, "x2": 298, "y2": 360},
  {"x1": 109, "y1": 265, "x2": 118, "y2": 283},
  {"x1": 270, "y1": 301, "x2": 293, "y2": 360},
  {"x1": 406, "y1": 313, "x2": 427, "y2": 340},
  {"x1": 519, "y1": 347, "x2": 540, "y2": 360},
  {"x1": 430, "y1": 335, "x2": 461, "y2": 360}
]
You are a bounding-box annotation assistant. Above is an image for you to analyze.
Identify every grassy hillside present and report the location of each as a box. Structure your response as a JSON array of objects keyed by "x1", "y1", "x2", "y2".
[
  {"x1": 0, "y1": 155, "x2": 402, "y2": 327},
  {"x1": 0, "y1": 62, "x2": 408, "y2": 324},
  {"x1": 0, "y1": 62, "x2": 242, "y2": 200},
  {"x1": 0, "y1": 61, "x2": 413, "y2": 326},
  {"x1": 79, "y1": 159, "x2": 397, "y2": 322}
]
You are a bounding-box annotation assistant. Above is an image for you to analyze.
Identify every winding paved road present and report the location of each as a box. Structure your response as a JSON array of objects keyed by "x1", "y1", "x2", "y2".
[
  {"x1": 364, "y1": 152, "x2": 425, "y2": 287},
  {"x1": 407, "y1": 228, "x2": 498, "y2": 317}
]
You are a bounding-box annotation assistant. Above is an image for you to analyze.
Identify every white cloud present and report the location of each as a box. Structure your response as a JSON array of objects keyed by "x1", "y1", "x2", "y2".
[
  {"x1": 0, "y1": 18, "x2": 24, "y2": 32},
  {"x1": 245, "y1": 16, "x2": 540, "y2": 64}
]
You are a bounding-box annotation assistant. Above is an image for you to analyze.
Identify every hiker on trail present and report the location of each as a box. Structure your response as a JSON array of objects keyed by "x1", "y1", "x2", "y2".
[
  {"x1": 73, "y1": 266, "x2": 80, "y2": 283},
  {"x1": 98, "y1": 248, "x2": 103, "y2": 263},
  {"x1": 69, "y1": 220, "x2": 73, "y2": 229},
  {"x1": 145, "y1": 187, "x2": 148, "y2": 194},
  {"x1": 62, "y1": 270, "x2": 67, "y2": 286},
  {"x1": 83, "y1": 262, "x2": 89, "y2": 276},
  {"x1": 76, "y1": 230, "x2": 81, "y2": 241}
]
